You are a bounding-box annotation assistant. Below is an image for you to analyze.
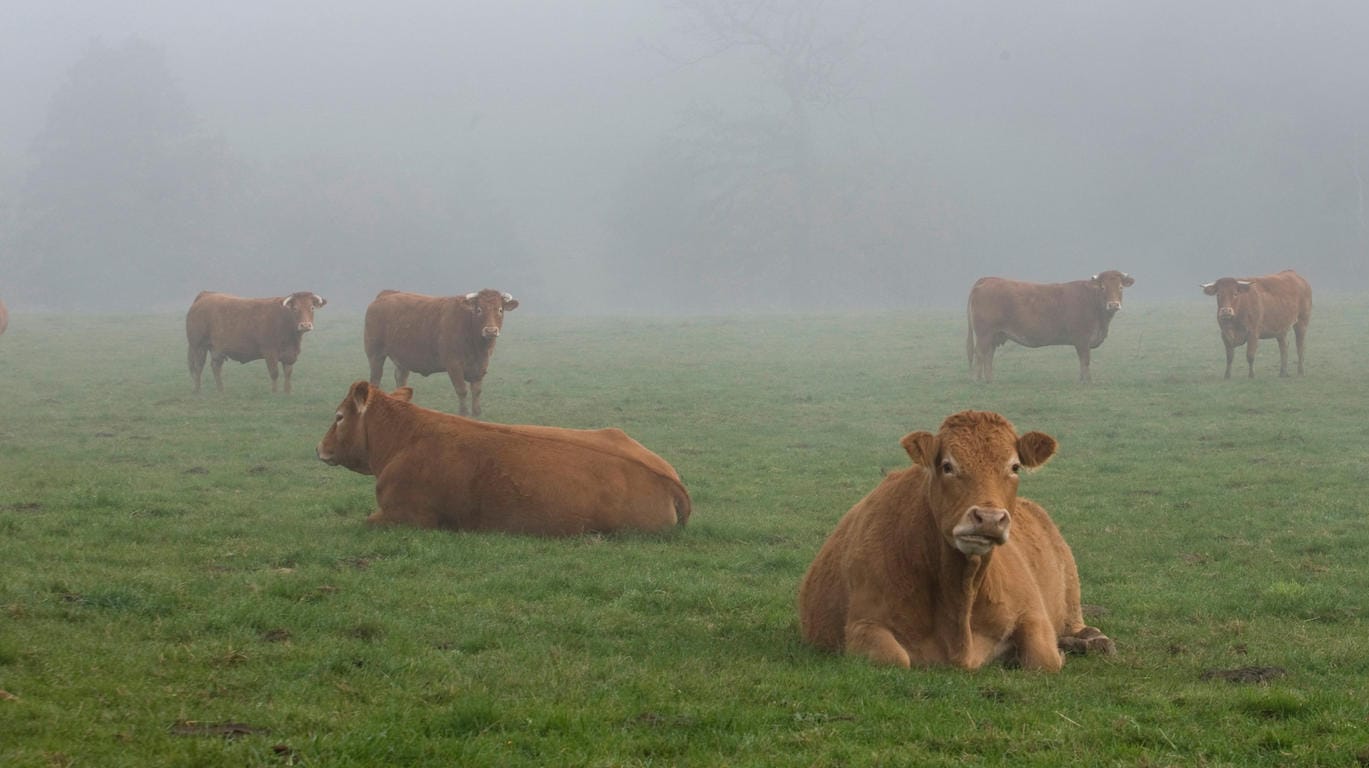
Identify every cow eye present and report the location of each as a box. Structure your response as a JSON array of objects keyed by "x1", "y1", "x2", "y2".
[
  {"x1": 334, "y1": 412, "x2": 343, "y2": 423},
  {"x1": 1011, "y1": 463, "x2": 1022, "y2": 474},
  {"x1": 940, "y1": 460, "x2": 954, "y2": 475}
]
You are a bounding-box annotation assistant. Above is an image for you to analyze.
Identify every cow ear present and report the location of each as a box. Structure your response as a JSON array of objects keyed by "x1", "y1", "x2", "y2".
[
  {"x1": 503, "y1": 298, "x2": 519, "y2": 311},
  {"x1": 1201, "y1": 283, "x2": 1217, "y2": 295},
  {"x1": 1017, "y1": 431, "x2": 1057, "y2": 468},
  {"x1": 313, "y1": 294, "x2": 327, "y2": 308},
  {"x1": 348, "y1": 380, "x2": 371, "y2": 413},
  {"x1": 390, "y1": 387, "x2": 414, "y2": 402},
  {"x1": 900, "y1": 431, "x2": 938, "y2": 468},
  {"x1": 1121, "y1": 274, "x2": 1135, "y2": 287}
]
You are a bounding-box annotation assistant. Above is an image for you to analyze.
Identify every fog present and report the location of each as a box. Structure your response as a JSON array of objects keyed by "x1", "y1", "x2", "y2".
[{"x1": 2, "y1": 0, "x2": 1366, "y2": 313}]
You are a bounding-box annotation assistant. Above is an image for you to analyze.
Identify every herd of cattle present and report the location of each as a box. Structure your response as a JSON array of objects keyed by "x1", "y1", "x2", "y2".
[{"x1": 0, "y1": 268, "x2": 1315, "y2": 671}]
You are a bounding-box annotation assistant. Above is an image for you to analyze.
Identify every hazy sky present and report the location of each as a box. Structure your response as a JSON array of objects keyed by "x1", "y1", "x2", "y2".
[{"x1": 3, "y1": 1, "x2": 1367, "y2": 311}]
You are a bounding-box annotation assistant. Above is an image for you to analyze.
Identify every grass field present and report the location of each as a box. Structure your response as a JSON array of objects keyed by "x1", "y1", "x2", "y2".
[{"x1": 2, "y1": 297, "x2": 1368, "y2": 766}]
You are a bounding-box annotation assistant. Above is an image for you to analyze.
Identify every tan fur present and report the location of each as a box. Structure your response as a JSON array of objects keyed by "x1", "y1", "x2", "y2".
[
  {"x1": 363, "y1": 288, "x2": 518, "y2": 417},
  {"x1": 185, "y1": 291, "x2": 326, "y2": 393},
  {"x1": 967, "y1": 271, "x2": 1134, "y2": 382},
  {"x1": 1201, "y1": 270, "x2": 1312, "y2": 379},
  {"x1": 798, "y1": 410, "x2": 1114, "y2": 671},
  {"x1": 316, "y1": 382, "x2": 691, "y2": 535}
]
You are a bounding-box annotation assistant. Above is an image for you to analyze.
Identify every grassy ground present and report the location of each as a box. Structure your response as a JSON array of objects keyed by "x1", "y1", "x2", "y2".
[{"x1": 1, "y1": 297, "x2": 1367, "y2": 766}]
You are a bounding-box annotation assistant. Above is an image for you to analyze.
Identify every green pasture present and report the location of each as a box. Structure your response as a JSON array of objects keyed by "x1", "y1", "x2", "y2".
[{"x1": 1, "y1": 298, "x2": 1367, "y2": 766}]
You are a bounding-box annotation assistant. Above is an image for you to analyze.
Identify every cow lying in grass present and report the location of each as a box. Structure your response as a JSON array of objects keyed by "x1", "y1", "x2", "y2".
[
  {"x1": 316, "y1": 381, "x2": 691, "y2": 536},
  {"x1": 798, "y1": 410, "x2": 1114, "y2": 671}
]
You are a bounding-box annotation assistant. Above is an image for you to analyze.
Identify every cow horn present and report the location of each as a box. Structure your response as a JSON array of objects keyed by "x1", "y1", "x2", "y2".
[
  {"x1": 1200, "y1": 282, "x2": 1215, "y2": 290},
  {"x1": 1090, "y1": 274, "x2": 1099, "y2": 281},
  {"x1": 1237, "y1": 280, "x2": 1253, "y2": 287},
  {"x1": 502, "y1": 292, "x2": 513, "y2": 302},
  {"x1": 312, "y1": 293, "x2": 326, "y2": 307},
  {"x1": 465, "y1": 292, "x2": 478, "y2": 300},
  {"x1": 282, "y1": 296, "x2": 294, "y2": 308}
]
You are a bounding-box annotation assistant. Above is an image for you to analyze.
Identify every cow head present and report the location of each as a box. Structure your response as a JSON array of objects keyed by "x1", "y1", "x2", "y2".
[
  {"x1": 316, "y1": 381, "x2": 413, "y2": 474},
  {"x1": 462, "y1": 289, "x2": 519, "y2": 339},
  {"x1": 901, "y1": 411, "x2": 1056, "y2": 557},
  {"x1": 1089, "y1": 271, "x2": 1134, "y2": 313},
  {"x1": 1201, "y1": 278, "x2": 1252, "y2": 320},
  {"x1": 282, "y1": 292, "x2": 327, "y2": 333}
]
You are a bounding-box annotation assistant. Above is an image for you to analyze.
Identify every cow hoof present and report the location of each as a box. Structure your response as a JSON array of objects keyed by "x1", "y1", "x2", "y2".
[{"x1": 1059, "y1": 627, "x2": 1116, "y2": 656}]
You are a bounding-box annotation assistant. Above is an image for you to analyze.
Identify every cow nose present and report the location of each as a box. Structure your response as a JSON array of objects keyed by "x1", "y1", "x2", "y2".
[
  {"x1": 1105, "y1": 301, "x2": 1121, "y2": 311},
  {"x1": 1218, "y1": 307, "x2": 1235, "y2": 318},
  {"x1": 482, "y1": 326, "x2": 500, "y2": 338},
  {"x1": 969, "y1": 506, "x2": 1009, "y2": 531},
  {"x1": 298, "y1": 321, "x2": 314, "y2": 332}
]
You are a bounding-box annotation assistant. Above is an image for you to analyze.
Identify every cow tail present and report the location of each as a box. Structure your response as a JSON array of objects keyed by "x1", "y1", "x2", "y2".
[{"x1": 670, "y1": 479, "x2": 693, "y2": 527}]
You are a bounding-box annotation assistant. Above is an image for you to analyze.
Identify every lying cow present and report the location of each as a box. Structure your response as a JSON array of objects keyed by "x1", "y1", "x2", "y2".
[
  {"x1": 186, "y1": 291, "x2": 327, "y2": 393},
  {"x1": 967, "y1": 271, "x2": 1134, "y2": 382},
  {"x1": 316, "y1": 381, "x2": 691, "y2": 536},
  {"x1": 363, "y1": 288, "x2": 518, "y2": 417},
  {"x1": 1200, "y1": 269, "x2": 1312, "y2": 379},
  {"x1": 798, "y1": 410, "x2": 1114, "y2": 671}
]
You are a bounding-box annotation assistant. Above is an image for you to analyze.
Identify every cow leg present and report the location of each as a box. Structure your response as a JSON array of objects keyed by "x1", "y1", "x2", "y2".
[
  {"x1": 1058, "y1": 626, "x2": 1117, "y2": 656},
  {"x1": 1223, "y1": 342, "x2": 1235, "y2": 380},
  {"x1": 1293, "y1": 322, "x2": 1307, "y2": 375},
  {"x1": 265, "y1": 354, "x2": 281, "y2": 393},
  {"x1": 469, "y1": 378, "x2": 483, "y2": 418},
  {"x1": 974, "y1": 338, "x2": 995, "y2": 382},
  {"x1": 844, "y1": 620, "x2": 911, "y2": 668},
  {"x1": 1245, "y1": 337, "x2": 1258, "y2": 378},
  {"x1": 282, "y1": 362, "x2": 294, "y2": 394},
  {"x1": 1014, "y1": 617, "x2": 1064, "y2": 672},
  {"x1": 446, "y1": 368, "x2": 470, "y2": 416},
  {"x1": 394, "y1": 366, "x2": 410, "y2": 387},
  {"x1": 1075, "y1": 344, "x2": 1092, "y2": 383},
  {"x1": 1275, "y1": 332, "x2": 1289, "y2": 377},
  {"x1": 211, "y1": 353, "x2": 227, "y2": 392},
  {"x1": 188, "y1": 345, "x2": 208, "y2": 393},
  {"x1": 367, "y1": 353, "x2": 386, "y2": 387}
]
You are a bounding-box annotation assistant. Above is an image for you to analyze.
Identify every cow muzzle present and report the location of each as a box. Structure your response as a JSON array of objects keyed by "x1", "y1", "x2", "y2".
[
  {"x1": 951, "y1": 506, "x2": 1010, "y2": 555},
  {"x1": 316, "y1": 444, "x2": 335, "y2": 464},
  {"x1": 1218, "y1": 307, "x2": 1235, "y2": 319},
  {"x1": 298, "y1": 322, "x2": 314, "y2": 332},
  {"x1": 1105, "y1": 301, "x2": 1121, "y2": 312},
  {"x1": 482, "y1": 326, "x2": 500, "y2": 338}
]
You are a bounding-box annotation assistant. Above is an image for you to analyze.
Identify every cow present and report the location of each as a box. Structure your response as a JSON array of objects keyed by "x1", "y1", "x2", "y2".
[
  {"x1": 185, "y1": 291, "x2": 327, "y2": 394},
  {"x1": 967, "y1": 271, "x2": 1135, "y2": 383},
  {"x1": 798, "y1": 410, "x2": 1115, "y2": 671},
  {"x1": 363, "y1": 288, "x2": 518, "y2": 417},
  {"x1": 0, "y1": 295, "x2": 7, "y2": 336},
  {"x1": 1200, "y1": 270, "x2": 1312, "y2": 379},
  {"x1": 316, "y1": 381, "x2": 691, "y2": 536}
]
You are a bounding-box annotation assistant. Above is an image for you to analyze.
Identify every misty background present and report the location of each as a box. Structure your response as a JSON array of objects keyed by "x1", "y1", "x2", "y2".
[{"x1": 1, "y1": 0, "x2": 1366, "y2": 314}]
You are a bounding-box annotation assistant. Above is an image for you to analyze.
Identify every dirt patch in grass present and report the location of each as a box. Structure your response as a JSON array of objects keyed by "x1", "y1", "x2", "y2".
[
  {"x1": 170, "y1": 721, "x2": 269, "y2": 739},
  {"x1": 1200, "y1": 666, "x2": 1287, "y2": 684}
]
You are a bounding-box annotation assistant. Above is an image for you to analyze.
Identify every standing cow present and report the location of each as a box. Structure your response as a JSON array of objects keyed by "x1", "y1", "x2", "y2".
[
  {"x1": 363, "y1": 288, "x2": 518, "y2": 417},
  {"x1": 186, "y1": 291, "x2": 327, "y2": 393},
  {"x1": 798, "y1": 410, "x2": 1115, "y2": 671},
  {"x1": 0, "y1": 294, "x2": 8, "y2": 336},
  {"x1": 967, "y1": 271, "x2": 1135, "y2": 382},
  {"x1": 1200, "y1": 270, "x2": 1312, "y2": 379},
  {"x1": 316, "y1": 381, "x2": 690, "y2": 535}
]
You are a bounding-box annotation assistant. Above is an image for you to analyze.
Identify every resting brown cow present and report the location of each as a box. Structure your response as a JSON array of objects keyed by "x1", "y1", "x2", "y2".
[
  {"x1": 186, "y1": 291, "x2": 327, "y2": 393},
  {"x1": 364, "y1": 289, "x2": 518, "y2": 417},
  {"x1": 316, "y1": 381, "x2": 691, "y2": 536},
  {"x1": 1200, "y1": 270, "x2": 1311, "y2": 379},
  {"x1": 967, "y1": 271, "x2": 1134, "y2": 382},
  {"x1": 798, "y1": 410, "x2": 1114, "y2": 671}
]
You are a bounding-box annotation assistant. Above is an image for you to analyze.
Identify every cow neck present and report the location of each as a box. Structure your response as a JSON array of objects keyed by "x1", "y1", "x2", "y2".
[
  {"x1": 361, "y1": 396, "x2": 424, "y2": 475},
  {"x1": 275, "y1": 306, "x2": 304, "y2": 352},
  {"x1": 914, "y1": 486, "x2": 996, "y2": 664}
]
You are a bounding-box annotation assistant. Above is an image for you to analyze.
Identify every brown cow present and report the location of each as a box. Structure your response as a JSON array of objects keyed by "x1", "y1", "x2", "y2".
[
  {"x1": 364, "y1": 288, "x2": 518, "y2": 417},
  {"x1": 967, "y1": 271, "x2": 1135, "y2": 382},
  {"x1": 316, "y1": 381, "x2": 691, "y2": 536},
  {"x1": 798, "y1": 410, "x2": 1114, "y2": 671},
  {"x1": 1200, "y1": 270, "x2": 1312, "y2": 379},
  {"x1": 186, "y1": 291, "x2": 327, "y2": 393}
]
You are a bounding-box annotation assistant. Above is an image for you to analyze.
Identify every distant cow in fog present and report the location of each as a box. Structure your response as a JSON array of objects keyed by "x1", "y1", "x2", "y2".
[
  {"x1": 967, "y1": 271, "x2": 1135, "y2": 383},
  {"x1": 0, "y1": 295, "x2": 8, "y2": 336},
  {"x1": 186, "y1": 291, "x2": 327, "y2": 393},
  {"x1": 363, "y1": 288, "x2": 518, "y2": 417},
  {"x1": 1201, "y1": 270, "x2": 1311, "y2": 379}
]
